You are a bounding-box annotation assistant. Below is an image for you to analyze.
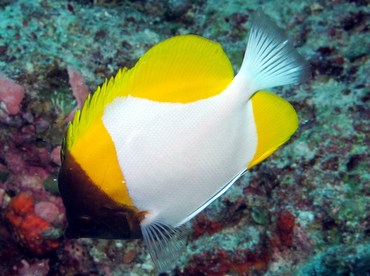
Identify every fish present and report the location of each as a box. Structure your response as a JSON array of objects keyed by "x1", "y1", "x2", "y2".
[{"x1": 58, "y1": 10, "x2": 310, "y2": 271}]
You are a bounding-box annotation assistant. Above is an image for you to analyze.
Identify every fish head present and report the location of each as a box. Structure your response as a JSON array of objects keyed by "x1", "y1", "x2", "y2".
[{"x1": 58, "y1": 152, "x2": 142, "y2": 240}]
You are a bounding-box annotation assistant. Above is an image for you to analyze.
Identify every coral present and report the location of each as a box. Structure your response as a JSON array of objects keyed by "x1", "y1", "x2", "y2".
[
  {"x1": 192, "y1": 213, "x2": 222, "y2": 239},
  {"x1": 50, "y1": 146, "x2": 62, "y2": 166},
  {"x1": 0, "y1": 188, "x2": 5, "y2": 208},
  {"x1": 3, "y1": 192, "x2": 61, "y2": 255},
  {"x1": 67, "y1": 66, "x2": 89, "y2": 108},
  {"x1": 64, "y1": 66, "x2": 89, "y2": 122},
  {"x1": 297, "y1": 243, "x2": 370, "y2": 275},
  {"x1": 17, "y1": 259, "x2": 50, "y2": 276},
  {"x1": 0, "y1": 188, "x2": 4, "y2": 207},
  {"x1": 0, "y1": 74, "x2": 25, "y2": 115},
  {"x1": 273, "y1": 211, "x2": 296, "y2": 249},
  {"x1": 34, "y1": 201, "x2": 60, "y2": 223},
  {"x1": 180, "y1": 248, "x2": 270, "y2": 275}
]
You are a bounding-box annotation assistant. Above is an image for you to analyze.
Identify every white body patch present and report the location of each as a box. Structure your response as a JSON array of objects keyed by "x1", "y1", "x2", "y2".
[{"x1": 102, "y1": 87, "x2": 257, "y2": 227}]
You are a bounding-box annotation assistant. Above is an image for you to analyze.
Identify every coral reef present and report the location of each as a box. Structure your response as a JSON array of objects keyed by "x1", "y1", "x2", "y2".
[
  {"x1": 0, "y1": 74, "x2": 25, "y2": 115},
  {"x1": 3, "y1": 192, "x2": 62, "y2": 255},
  {"x1": 0, "y1": 0, "x2": 369, "y2": 275}
]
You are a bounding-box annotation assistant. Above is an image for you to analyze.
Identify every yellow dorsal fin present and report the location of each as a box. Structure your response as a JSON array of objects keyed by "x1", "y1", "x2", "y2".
[
  {"x1": 64, "y1": 68, "x2": 130, "y2": 152},
  {"x1": 126, "y1": 34, "x2": 234, "y2": 102},
  {"x1": 248, "y1": 91, "x2": 299, "y2": 168},
  {"x1": 64, "y1": 35, "x2": 234, "y2": 152}
]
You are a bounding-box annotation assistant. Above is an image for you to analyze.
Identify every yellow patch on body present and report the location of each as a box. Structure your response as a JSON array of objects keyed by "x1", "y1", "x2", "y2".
[{"x1": 69, "y1": 119, "x2": 135, "y2": 208}]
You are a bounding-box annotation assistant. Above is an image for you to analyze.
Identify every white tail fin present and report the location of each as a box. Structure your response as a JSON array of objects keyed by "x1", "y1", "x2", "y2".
[{"x1": 237, "y1": 10, "x2": 310, "y2": 93}]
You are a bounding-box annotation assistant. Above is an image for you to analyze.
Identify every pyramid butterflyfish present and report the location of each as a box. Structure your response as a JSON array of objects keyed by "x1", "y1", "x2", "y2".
[{"x1": 58, "y1": 10, "x2": 310, "y2": 271}]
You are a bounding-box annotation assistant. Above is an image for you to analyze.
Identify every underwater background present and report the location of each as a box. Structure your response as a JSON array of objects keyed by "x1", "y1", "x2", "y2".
[{"x1": 0, "y1": 0, "x2": 369, "y2": 275}]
